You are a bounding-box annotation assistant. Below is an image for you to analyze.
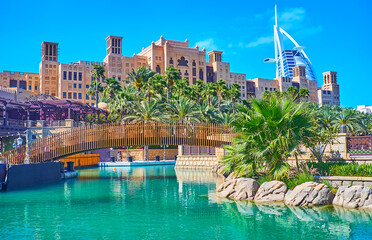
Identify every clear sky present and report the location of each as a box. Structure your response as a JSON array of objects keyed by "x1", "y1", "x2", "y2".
[{"x1": 1, "y1": 0, "x2": 371, "y2": 108}]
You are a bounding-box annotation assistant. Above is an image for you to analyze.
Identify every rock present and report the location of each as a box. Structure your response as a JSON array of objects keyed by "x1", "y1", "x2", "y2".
[
  {"x1": 333, "y1": 186, "x2": 372, "y2": 209},
  {"x1": 254, "y1": 181, "x2": 288, "y2": 203},
  {"x1": 216, "y1": 178, "x2": 259, "y2": 200},
  {"x1": 211, "y1": 163, "x2": 224, "y2": 174},
  {"x1": 284, "y1": 182, "x2": 334, "y2": 207}
]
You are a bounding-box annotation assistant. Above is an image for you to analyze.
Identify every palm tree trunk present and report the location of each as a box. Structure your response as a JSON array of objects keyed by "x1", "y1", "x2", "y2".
[{"x1": 218, "y1": 95, "x2": 222, "y2": 111}]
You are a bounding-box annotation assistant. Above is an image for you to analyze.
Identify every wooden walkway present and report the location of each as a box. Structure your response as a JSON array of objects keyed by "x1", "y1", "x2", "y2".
[{"x1": 0, "y1": 122, "x2": 235, "y2": 165}]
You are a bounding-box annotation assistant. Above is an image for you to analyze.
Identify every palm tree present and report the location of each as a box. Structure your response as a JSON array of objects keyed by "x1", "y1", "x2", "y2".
[
  {"x1": 87, "y1": 80, "x2": 103, "y2": 101},
  {"x1": 165, "y1": 66, "x2": 181, "y2": 99},
  {"x1": 128, "y1": 66, "x2": 156, "y2": 91},
  {"x1": 194, "y1": 79, "x2": 206, "y2": 103},
  {"x1": 203, "y1": 82, "x2": 217, "y2": 106},
  {"x1": 299, "y1": 88, "x2": 310, "y2": 101},
  {"x1": 143, "y1": 74, "x2": 165, "y2": 103},
  {"x1": 91, "y1": 64, "x2": 106, "y2": 106},
  {"x1": 103, "y1": 77, "x2": 122, "y2": 100},
  {"x1": 229, "y1": 82, "x2": 241, "y2": 113},
  {"x1": 216, "y1": 79, "x2": 228, "y2": 111},
  {"x1": 286, "y1": 86, "x2": 298, "y2": 99},
  {"x1": 223, "y1": 96, "x2": 313, "y2": 179},
  {"x1": 124, "y1": 99, "x2": 164, "y2": 161},
  {"x1": 332, "y1": 108, "x2": 358, "y2": 133},
  {"x1": 111, "y1": 84, "x2": 140, "y2": 119},
  {"x1": 262, "y1": 90, "x2": 271, "y2": 99},
  {"x1": 216, "y1": 112, "x2": 236, "y2": 128},
  {"x1": 166, "y1": 96, "x2": 201, "y2": 124},
  {"x1": 197, "y1": 101, "x2": 219, "y2": 123},
  {"x1": 173, "y1": 78, "x2": 191, "y2": 98}
]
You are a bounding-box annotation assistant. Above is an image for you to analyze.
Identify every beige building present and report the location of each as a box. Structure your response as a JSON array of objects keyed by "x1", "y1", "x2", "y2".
[
  {"x1": 0, "y1": 36, "x2": 340, "y2": 106},
  {"x1": 317, "y1": 71, "x2": 340, "y2": 106},
  {"x1": 104, "y1": 36, "x2": 148, "y2": 84},
  {"x1": 248, "y1": 66, "x2": 340, "y2": 105},
  {"x1": 59, "y1": 61, "x2": 104, "y2": 105},
  {"x1": 0, "y1": 71, "x2": 40, "y2": 95},
  {"x1": 138, "y1": 36, "x2": 207, "y2": 84}
]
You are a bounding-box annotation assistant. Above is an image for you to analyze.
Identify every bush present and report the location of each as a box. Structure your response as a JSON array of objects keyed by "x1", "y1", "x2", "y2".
[
  {"x1": 307, "y1": 162, "x2": 372, "y2": 177},
  {"x1": 285, "y1": 171, "x2": 315, "y2": 190}
]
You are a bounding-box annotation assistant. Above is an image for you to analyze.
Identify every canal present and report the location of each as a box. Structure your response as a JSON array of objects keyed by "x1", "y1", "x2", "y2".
[{"x1": 0, "y1": 166, "x2": 371, "y2": 239}]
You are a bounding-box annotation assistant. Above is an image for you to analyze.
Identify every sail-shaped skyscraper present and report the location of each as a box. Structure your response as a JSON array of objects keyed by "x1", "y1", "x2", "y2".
[{"x1": 264, "y1": 6, "x2": 317, "y2": 81}]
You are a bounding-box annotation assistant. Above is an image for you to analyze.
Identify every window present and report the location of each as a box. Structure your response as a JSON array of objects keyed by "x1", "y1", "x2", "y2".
[
  {"x1": 35, "y1": 86, "x2": 37, "y2": 90},
  {"x1": 79, "y1": 84, "x2": 81, "y2": 89},
  {"x1": 73, "y1": 93, "x2": 77, "y2": 99},
  {"x1": 78, "y1": 93, "x2": 82, "y2": 99},
  {"x1": 91, "y1": 103, "x2": 94, "y2": 106},
  {"x1": 74, "y1": 84, "x2": 77, "y2": 88},
  {"x1": 86, "y1": 94, "x2": 89, "y2": 100},
  {"x1": 118, "y1": 77, "x2": 121, "y2": 81},
  {"x1": 29, "y1": 86, "x2": 31, "y2": 90},
  {"x1": 63, "y1": 71, "x2": 67, "y2": 80},
  {"x1": 68, "y1": 72, "x2": 72, "y2": 80},
  {"x1": 68, "y1": 92, "x2": 72, "y2": 99},
  {"x1": 79, "y1": 72, "x2": 82, "y2": 81},
  {"x1": 63, "y1": 92, "x2": 67, "y2": 98},
  {"x1": 91, "y1": 76, "x2": 94, "y2": 81},
  {"x1": 73, "y1": 72, "x2": 77, "y2": 80},
  {"x1": 86, "y1": 85, "x2": 89, "y2": 89}
]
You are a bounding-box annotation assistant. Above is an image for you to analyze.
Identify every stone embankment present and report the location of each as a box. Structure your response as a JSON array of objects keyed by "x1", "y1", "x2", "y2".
[
  {"x1": 333, "y1": 186, "x2": 372, "y2": 210},
  {"x1": 216, "y1": 177, "x2": 372, "y2": 210}
]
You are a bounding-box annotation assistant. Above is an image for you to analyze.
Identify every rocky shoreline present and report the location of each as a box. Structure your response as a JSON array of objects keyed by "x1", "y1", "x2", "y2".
[{"x1": 216, "y1": 177, "x2": 372, "y2": 210}]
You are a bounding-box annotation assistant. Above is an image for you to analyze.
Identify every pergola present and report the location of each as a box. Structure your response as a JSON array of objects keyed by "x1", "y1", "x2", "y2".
[{"x1": 0, "y1": 97, "x2": 108, "y2": 123}]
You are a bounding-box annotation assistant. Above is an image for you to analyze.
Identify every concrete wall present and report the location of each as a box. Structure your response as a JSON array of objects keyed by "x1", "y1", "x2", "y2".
[
  {"x1": 6, "y1": 162, "x2": 61, "y2": 190},
  {"x1": 175, "y1": 155, "x2": 218, "y2": 169},
  {"x1": 112, "y1": 148, "x2": 178, "y2": 161}
]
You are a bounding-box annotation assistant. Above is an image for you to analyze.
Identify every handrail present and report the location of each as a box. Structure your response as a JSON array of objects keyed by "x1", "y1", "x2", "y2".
[{"x1": 0, "y1": 122, "x2": 235, "y2": 165}]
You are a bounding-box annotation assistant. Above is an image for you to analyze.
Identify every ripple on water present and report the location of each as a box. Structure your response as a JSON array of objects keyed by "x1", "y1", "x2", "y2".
[{"x1": 0, "y1": 166, "x2": 370, "y2": 240}]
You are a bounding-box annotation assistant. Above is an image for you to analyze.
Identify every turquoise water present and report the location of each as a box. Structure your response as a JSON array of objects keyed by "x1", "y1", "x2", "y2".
[{"x1": 0, "y1": 166, "x2": 371, "y2": 240}]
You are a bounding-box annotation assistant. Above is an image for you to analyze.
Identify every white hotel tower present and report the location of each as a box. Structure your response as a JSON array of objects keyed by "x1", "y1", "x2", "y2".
[{"x1": 264, "y1": 6, "x2": 317, "y2": 81}]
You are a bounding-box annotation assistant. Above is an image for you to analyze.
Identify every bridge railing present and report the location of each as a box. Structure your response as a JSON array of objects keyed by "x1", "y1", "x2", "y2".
[{"x1": 0, "y1": 122, "x2": 236, "y2": 165}]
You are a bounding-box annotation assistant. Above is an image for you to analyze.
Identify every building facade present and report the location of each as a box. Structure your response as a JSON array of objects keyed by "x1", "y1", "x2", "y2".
[
  {"x1": 0, "y1": 35, "x2": 340, "y2": 106},
  {"x1": 317, "y1": 71, "x2": 340, "y2": 106}
]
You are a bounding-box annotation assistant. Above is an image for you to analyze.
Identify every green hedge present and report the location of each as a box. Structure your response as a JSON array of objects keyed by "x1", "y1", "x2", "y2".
[{"x1": 307, "y1": 162, "x2": 372, "y2": 177}]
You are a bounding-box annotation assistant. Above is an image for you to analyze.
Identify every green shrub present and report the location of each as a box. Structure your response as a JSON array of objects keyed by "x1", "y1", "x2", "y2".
[
  {"x1": 307, "y1": 162, "x2": 372, "y2": 177},
  {"x1": 257, "y1": 175, "x2": 273, "y2": 185},
  {"x1": 285, "y1": 171, "x2": 315, "y2": 190}
]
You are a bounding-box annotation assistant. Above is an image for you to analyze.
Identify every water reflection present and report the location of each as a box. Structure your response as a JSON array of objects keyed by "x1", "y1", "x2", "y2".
[{"x1": 0, "y1": 166, "x2": 370, "y2": 239}]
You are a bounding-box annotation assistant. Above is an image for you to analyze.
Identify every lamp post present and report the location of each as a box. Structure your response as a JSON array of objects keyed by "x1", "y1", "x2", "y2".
[{"x1": 25, "y1": 129, "x2": 30, "y2": 164}]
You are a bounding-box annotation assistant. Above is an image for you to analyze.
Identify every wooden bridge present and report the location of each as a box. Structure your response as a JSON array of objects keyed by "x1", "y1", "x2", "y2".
[{"x1": 0, "y1": 122, "x2": 235, "y2": 165}]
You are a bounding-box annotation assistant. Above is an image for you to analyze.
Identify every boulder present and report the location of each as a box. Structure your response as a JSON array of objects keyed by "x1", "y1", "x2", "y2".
[
  {"x1": 284, "y1": 182, "x2": 334, "y2": 207},
  {"x1": 211, "y1": 163, "x2": 225, "y2": 175},
  {"x1": 216, "y1": 178, "x2": 259, "y2": 200},
  {"x1": 254, "y1": 181, "x2": 288, "y2": 203},
  {"x1": 333, "y1": 186, "x2": 372, "y2": 210}
]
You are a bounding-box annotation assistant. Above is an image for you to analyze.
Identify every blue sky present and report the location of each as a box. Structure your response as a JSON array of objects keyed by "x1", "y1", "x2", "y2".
[{"x1": 1, "y1": 0, "x2": 371, "y2": 108}]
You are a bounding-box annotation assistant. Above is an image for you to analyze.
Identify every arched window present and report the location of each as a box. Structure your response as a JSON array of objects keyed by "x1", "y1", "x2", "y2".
[
  {"x1": 177, "y1": 56, "x2": 188, "y2": 66},
  {"x1": 169, "y1": 58, "x2": 174, "y2": 65},
  {"x1": 199, "y1": 69, "x2": 204, "y2": 80},
  {"x1": 156, "y1": 65, "x2": 161, "y2": 74}
]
